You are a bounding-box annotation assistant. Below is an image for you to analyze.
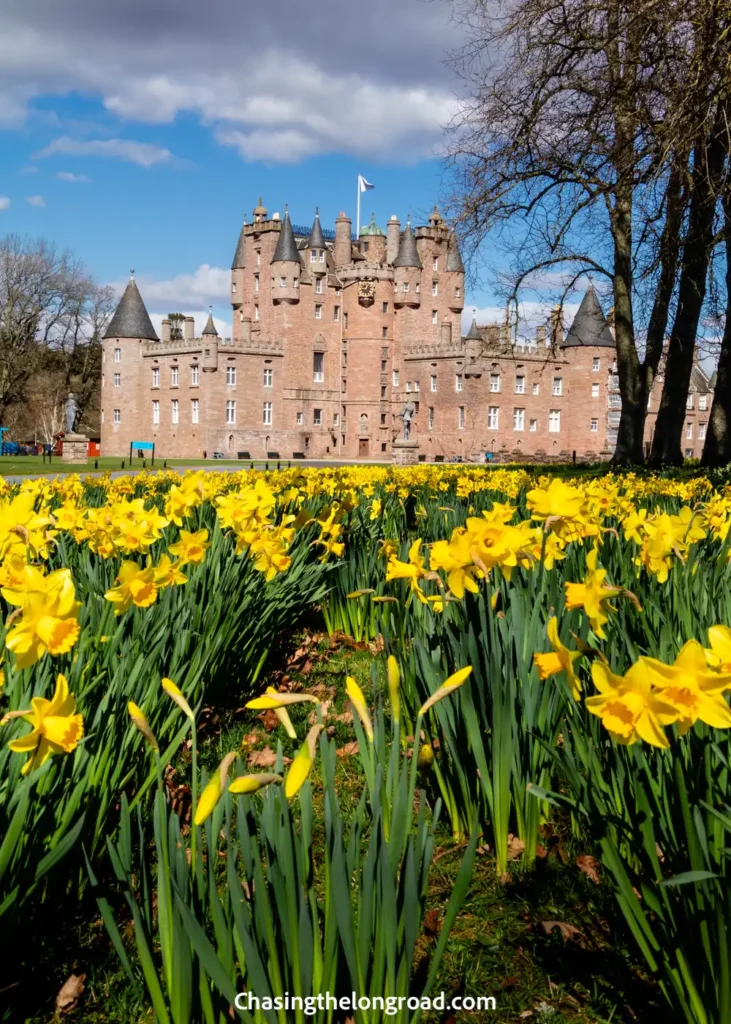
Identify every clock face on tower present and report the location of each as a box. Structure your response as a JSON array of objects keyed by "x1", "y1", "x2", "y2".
[{"x1": 358, "y1": 279, "x2": 376, "y2": 306}]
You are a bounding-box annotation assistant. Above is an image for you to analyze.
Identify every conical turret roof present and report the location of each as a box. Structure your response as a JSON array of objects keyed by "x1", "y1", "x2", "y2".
[
  {"x1": 306, "y1": 209, "x2": 326, "y2": 249},
  {"x1": 446, "y1": 231, "x2": 464, "y2": 272},
  {"x1": 231, "y1": 223, "x2": 246, "y2": 269},
  {"x1": 465, "y1": 314, "x2": 481, "y2": 341},
  {"x1": 104, "y1": 276, "x2": 158, "y2": 341},
  {"x1": 271, "y1": 209, "x2": 300, "y2": 263},
  {"x1": 202, "y1": 307, "x2": 218, "y2": 336},
  {"x1": 392, "y1": 220, "x2": 422, "y2": 268},
  {"x1": 561, "y1": 286, "x2": 615, "y2": 348}
]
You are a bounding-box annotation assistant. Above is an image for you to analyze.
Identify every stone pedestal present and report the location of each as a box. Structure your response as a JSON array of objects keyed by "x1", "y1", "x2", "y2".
[
  {"x1": 61, "y1": 433, "x2": 89, "y2": 464},
  {"x1": 392, "y1": 439, "x2": 420, "y2": 466}
]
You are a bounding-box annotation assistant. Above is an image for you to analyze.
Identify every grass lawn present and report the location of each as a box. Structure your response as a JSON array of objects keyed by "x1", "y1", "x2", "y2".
[
  {"x1": 0, "y1": 455, "x2": 266, "y2": 476},
  {"x1": 18, "y1": 630, "x2": 665, "y2": 1024}
]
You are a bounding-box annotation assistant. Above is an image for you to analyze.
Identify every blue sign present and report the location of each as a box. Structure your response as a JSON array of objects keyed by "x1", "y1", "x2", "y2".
[{"x1": 131, "y1": 441, "x2": 154, "y2": 451}]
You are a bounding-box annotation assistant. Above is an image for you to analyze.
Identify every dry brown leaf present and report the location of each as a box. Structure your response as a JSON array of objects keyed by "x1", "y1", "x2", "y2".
[
  {"x1": 655, "y1": 843, "x2": 665, "y2": 863},
  {"x1": 309, "y1": 700, "x2": 330, "y2": 725},
  {"x1": 257, "y1": 710, "x2": 280, "y2": 732},
  {"x1": 55, "y1": 973, "x2": 86, "y2": 1016},
  {"x1": 541, "y1": 920, "x2": 583, "y2": 941},
  {"x1": 248, "y1": 746, "x2": 282, "y2": 768},
  {"x1": 241, "y1": 731, "x2": 261, "y2": 747},
  {"x1": 498, "y1": 976, "x2": 519, "y2": 990},
  {"x1": 330, "y1": 709, "x2": 353, "y2": 724},
  {"x1": 423, "y1": 908, "x2": 441, "y2": 937},
  {"x1": 519, "y1": 1012, "x2": 533, "y2": 1019},
  {"x1": 576, "y1": 854, "x2": 601, "y2": 884},
  {"x1": 336, "y1": 741, "x2": 359, "y2": 758},
  {"x1": 507, "y1": 834, "x2": 525, "y2": 860}
]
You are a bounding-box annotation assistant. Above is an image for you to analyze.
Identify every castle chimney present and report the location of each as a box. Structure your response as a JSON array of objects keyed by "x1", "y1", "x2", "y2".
[
  {"x1": 439, "y1": 319, "x2": 452, "y2": 347},
  {"x1": 334, "y1": 212, "x2": 352, "y2": 269},
  {"x1": 550, "y1": 305, "x2": 564, "y2": 346},
  {"x1": 161, "y1": 318, "x2": 171, "y2": 343},
  {"x1": 184, "y1": 316, "x2": 194, "y2": 341},
  {"x1": 240, "y1": 316, "x2": 252, "y2": 344},
  {"x1": 536, "y1": 325, "x2": 547, "y2": 347},
  {"x1": 387, "y1": 215, "x2": 401, "y2": 264}
]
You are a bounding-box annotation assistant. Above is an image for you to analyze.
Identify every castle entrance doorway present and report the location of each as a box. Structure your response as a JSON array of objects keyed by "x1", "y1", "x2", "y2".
[{"x1": 359, "y1": 438, "x2": 369, "y2": 457}]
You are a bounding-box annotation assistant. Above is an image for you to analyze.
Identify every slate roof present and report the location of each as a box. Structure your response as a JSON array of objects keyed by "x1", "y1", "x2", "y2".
[
  {"x1": 104, "y1": 277, "x2": 159, "y2": 341},
  {"x1": 271, "y1": 210, "x2": 301, "y2": 263},
  {"x1": 392, "y1": 221, "x2": 422, "y2": 268},
  {"x1": 561, "y1": 286, "x2": 615, "y2": 348},
  {"x1": 231, "y1": 224, "x2": 246, "y2": 269},
  {"x1": 446, "y1": 231, "x2": 464, "y2": 272},
  {"x1": 306, "y1": 210, "x2": 326, "y2": 249},
  {"x1": 464, "y1": 315, "x2": 481, "y2": 341},
  {"x1": 202, "y1": 309, "x2": 218, "y2": 336}
]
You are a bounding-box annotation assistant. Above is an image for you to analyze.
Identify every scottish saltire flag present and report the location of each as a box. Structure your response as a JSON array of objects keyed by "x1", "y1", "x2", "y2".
[{"x1": 359, "y1": 175, "x2": 376, "y2": 192}]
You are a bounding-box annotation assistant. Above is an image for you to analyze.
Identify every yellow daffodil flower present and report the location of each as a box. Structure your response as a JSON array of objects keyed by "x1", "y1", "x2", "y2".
[
  {"x1": 105, "y1": 560, "x2": 158, "y2": 614},
  {"x1": 533, "y1": 617, "x2": 583, "y2": 699},
  {"x1": 346, "y1": 676, "x2": 374, "y2": 742},
  {"x1": 587, "y1": 661, "x2": 678, "y2": 748},
  {"x1": 285, "y1": 724, "x2": 324, "y2": 799},
  {"x1": 168, "y1": 528, "x2": 211, "y2": 566},
  {"x1": 640, "y1": 640, "x2": 731, "y2": 735},
  {"x1": 5, "y1": 673, "x2": 84, "y2": 774},
  {"x1": 419, "y1": 666, "x2": 473, "y2": 715},
  {"x1": 3, "y1": 567, "x2": 81, "y2": 668}
]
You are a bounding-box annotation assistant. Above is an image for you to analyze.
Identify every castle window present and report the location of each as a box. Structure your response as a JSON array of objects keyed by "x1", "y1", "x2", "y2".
[
  {"x1": 263, "y1": 368, "x2": 273, "y2": 387},
  {"x1": 458, "y1": 406, "x2": 465, "y2": 429},
  {"x1": 455, "y1": 374, "x2": 463, "y2": 392},
  {"x1": 455, "y1": 286, "x2": 461, "y2": 298},
  {"x1": 403, "y1": 282, "x2": 410, "y2": 293},
  {"x1": 191, "y1": 365, "x2": 199, "y2": 386},
  {"x1": 256, "y1": 251, "x2": 261, "y2": 266},
  {"x1": 382, "y1": 327, "x2": 388, "y2": 339},
  {"x1": 699, "y1": 395, "x2": 707, "y2": 410},
  {"x1": 428, "y1": 407, "x2": 434, "y2": 429},
  {"x1": 311, "y1": 250, "x2": 317, "y2": 262},
  {"x1": 113, "y1": 373, "x2": 121, "y2": 387},
  {"x1": 254, "y1": 305, "x2": 259, "y2": 320},
  {"x1": 381, "y1": 359, "x2": 387, "y2": 371},
  {"x1": 530, "y1": 418, "x2": 537, "y2": 432},
  {"x1": 313, "y1": 352, "x2": 325, "y2": 383},
  {"x1": 647, "y1": 394, "x2": 652, "y2": 409},
  {"x1": 334, "y1": 306, "x2": 340, "y2": 321},
  {"x1": 171, "y1": 399, "x2": 179, "y2": 425},
  {"x1": 415, "y1": 283, "x2": 420, "y2": 293},
  {"x1": 152, "y1": 401, "x2": 159, "y2": 425},
  {"x1": 532, "y1": 382, "x2": 539, "y2": 395},
  {"x1": 488, "y1": 407, "x2": 499, "y2": 429},
  {"x1": 226, "y1": 400, "x2": 236, "y2": 424},
  {"x1": 226, "y1": 366, "x2": 237, "y2": 386},
  {"x1": 171, "y1": 366, "x2": 179, "y2": 387},
  {"x1": 294, "y1": 278, "x2": 299, "y2": 289},
  {"x1": 430, "y1": 375, "x2": 437, "y2": 392},
  {"x1": 383, "y1": 302, "x2": 388, "y2": 313},
  {"x1": 262, "y1": 402, "x2": 272, "y2": 426},
  {"x1": 313, "y1": 408, "x2": 322, "y2": 426},
  {"x1": 549, "y1": 410, "x2": 561, "y2": 432},
  {"x1": 490, "y1": 373, "x2": 500, "y2": 392},
  {"x1": 113, "y1": 408, "x2": 121, "y2": 424},
  {"x1": 254, "y1": 274, "x2": 259, "y2": 292},
  {"x1": 381, "y1": 413, "x2": 387, "y2": 425},
  {"x1": 363, "y1": 242, "x2": 369, "y2": 253},
  {"x1": 592, "y1": 383, "x2": 600, "y2": 398},
  {"x1": 315, "y1": 304, "x2": 322, "y2": 319},
  {"x1": 297, "y1": 412, "x2": 303, "y2": 425},
  {"x1": 381, "y1": 386, "x2": 387, "y2": 399},
  {"x1": 414, "y1": 380, "x2": 420, "y2": 392},
  {"x1": 591, "y1": 418, "x2": 598, "y2": 432},
  {"x1": 433, "y1": 258, "x2": 439, "y2": 271},
  {"x1": 406, "y1": 381, "x2": 412, "y2": 393},
  {"x1": 232, "y1": 282, "x2": 236, "y2": 294},
  {"x1": 432, "y1": 283, "x2": 438, "y2": 296},
  {"x1": 552, "y1": 376, "x2": 563, "y2": 396},
  {"x1": 432, "y1": 310, "x2": 438, "y2": 324},
  {"x1": 333, "y1": 413, "x2": 339, "y2": 427},
  {"x1": 343, "y1": 312, "x2": 348, "y2": 330},
  {"x1": 513, "y1": 408, "x2": 525, "y2": 431},
  {"x1": 686, "y1": 423, "x2": 693, "y2": 440},
  {"x1": 315, "y1": 278, "x2": 323, "y2": 294},
  {"x1": 699, "y1": 422, "x2": 707, "y2": 440},
  {"x1": 592, "y1": 357, "x2": 600, "y2": 371},
  {"x1": 393, "y1": 370, "x2": 400, "y2": 386},
  {"x1": 319, "y1": 250, "x2": 325, "y2": 262},
  {"x1": 515, "y1": 375, "x2": 525, "y2": 394},
  {"x1": 191, "y1": 399, "x2": 199, "y2": 424},
  {"x1": 114, "y1": 348, "x2": 121, "y2": 363},
  {"x1": 685, "y1": 448, "x2": 694, "y2": 457},
  {"x1": 280, "y1": 277, "x2": 287, "y2": 288},
  {"x1": 687, "y1": 394, "x2": 694, "y2": 410}
]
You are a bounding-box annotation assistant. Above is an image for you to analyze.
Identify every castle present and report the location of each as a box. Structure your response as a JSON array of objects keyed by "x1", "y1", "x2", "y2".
[{"x1": 101, "y1": 200, "x2": 714, "y2": 462}]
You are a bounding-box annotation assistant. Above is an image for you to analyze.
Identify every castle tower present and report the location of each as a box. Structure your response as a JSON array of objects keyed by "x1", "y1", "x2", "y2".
[
  {"x1": 561, "y1": 285, "x2": 617, "y2": 455},
  {"x1": 386, "y1": 215, "x2": 400, "y2": 264},
  {"x1": 444, "y1": 231, "x2": 465, "y2": 313},
  {"x1": 202, "y1": 306, "x2": 218, "y2": 336},
  {"x1": 334, "y1": 211, "x2": 352, "y2": 269},
  {"x1": 101, "y1": 273, "x2": 159, "y2": 457},
  {"x1": 393, "y1": 219, "x2": 422, "y2": 307},
  {"x1": 271, "y1": 208, "x2": 301, "y2": 304},
  {"x1": 231, "y1": 218, "x2": 246, "y2": 316},
  {"x1": 359, "y1": 213, "x2": 386, "y2": 264}
]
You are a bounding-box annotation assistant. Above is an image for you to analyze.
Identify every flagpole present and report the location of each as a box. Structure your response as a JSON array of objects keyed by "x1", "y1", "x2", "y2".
[{"x1": 356, "y1": 175, "x2": 361, "y2": 242}]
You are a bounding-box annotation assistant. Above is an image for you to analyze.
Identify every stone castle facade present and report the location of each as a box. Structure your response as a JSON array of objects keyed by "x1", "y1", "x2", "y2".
[{"x1": 101, "y1": 199, "x2": 714, "y2": 462}]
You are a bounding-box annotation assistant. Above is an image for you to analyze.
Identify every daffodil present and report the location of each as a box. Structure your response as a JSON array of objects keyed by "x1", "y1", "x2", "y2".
[
  {"x1": 105, "y1": 560, "x2": 158, "y2": 614},
  {"x1": 5, "y1": 673, "x2": 83, "y2": 774},
  {"x1": 533, "y1": 617, "x2": 583, "y2": 699},
  {"x1": 346, "y1": 676, "x2": 374, "y2": 742},
  {"x1": 387, "y1": 655, "x2": 401, "y2": 724},
  {"x1": 526, "y1": 478, "x2": 587, "y2": 539},
  {"x1": 195, "y1": 751, "x2": 237, "y2": 825},
  {"x1": 127, "y1": 701, "x2": 158, "y2": 750},
  {"x1": 3, "y1": 567, "x2": 81, "y2": 668},
  {"x1": 168, "y1": 528, "x2": 211, "y2": 566},
  {"x1": 419, "y1": 666, "x2": 473, "y2": 715},
  {"x1": 586, "y1": 660, "x2": 677, "y2": 748},
  {"x1": 153, "y1": 554, "x2": 188, "y2": 588},
  {"x1": 229, "y1": 773, "x2": 282, "y2": 795},
  {"x1": 640, "y1": 640, "x2": 731, "y2": 735},
  {"x1": 285, "y1": 724, "x2": 324, "y2": 799},
  {"x1": 161, "y1": 677, "x2": 195, "y2": 722},
  {"x1": 564, "y1": 547, "x2": 622, "y2": 638}
]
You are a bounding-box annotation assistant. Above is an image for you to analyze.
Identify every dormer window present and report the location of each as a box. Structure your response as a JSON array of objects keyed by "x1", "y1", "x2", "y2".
[{"x1": 319, "y1": 251, "x2": 325, "y2": 263}]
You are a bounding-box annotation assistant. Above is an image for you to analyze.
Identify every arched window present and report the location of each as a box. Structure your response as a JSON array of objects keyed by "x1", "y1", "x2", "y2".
[{"x1": 359, "y1": 414, "x2": 368, "y2": 435}]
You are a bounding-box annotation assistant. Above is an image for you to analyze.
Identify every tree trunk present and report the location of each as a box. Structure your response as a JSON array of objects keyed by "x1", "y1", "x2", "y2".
[
  {"x1": 702, "y1": 194, "x2": 731, "y2": 465},
  {"x1": 650, "y1": 117, "x2": 728, "y2": 465}
]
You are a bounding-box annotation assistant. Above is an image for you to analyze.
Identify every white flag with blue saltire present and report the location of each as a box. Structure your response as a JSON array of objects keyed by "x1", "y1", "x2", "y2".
[{"x1": 359, "y1": 175, "x2": 376, "y2": 192}]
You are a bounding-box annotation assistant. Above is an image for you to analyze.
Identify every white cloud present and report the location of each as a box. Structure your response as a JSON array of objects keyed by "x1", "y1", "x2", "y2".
[
  {"x1": 35, "y1": 137, "x2": 173, "y2": 167},
  {"x1": 463, "y1": 301, "x2": 581, "y2": 341},
  {"x1": 26, "y1": 194, "x2": 45, "y2": 206},
  {"x1": 0, "y1": 196, "x2": 10, "y2": 210},
  {"x1": 56, "y1": 170, "x2": 91, "y2": 182},
  {"x1": 108, "y1": 265, "x2": 231, "y2": 327}
]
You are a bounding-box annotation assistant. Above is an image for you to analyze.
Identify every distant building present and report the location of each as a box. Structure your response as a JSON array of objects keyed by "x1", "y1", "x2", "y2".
[{"x1": 100, "y1": 200, "x2": 713, "y2": 461}]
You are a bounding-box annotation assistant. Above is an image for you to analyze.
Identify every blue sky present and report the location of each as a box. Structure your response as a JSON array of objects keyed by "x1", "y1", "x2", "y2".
[{"x1": 0, "y1": 0, "x2": 578, "y2": 338}]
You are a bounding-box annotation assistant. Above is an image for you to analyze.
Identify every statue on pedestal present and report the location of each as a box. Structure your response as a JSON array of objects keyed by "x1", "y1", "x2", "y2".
[
  {"x1": 65, "y1": 393, "x2": 81, "y2": 434},
  {"x1": 398, "y1": 400, "x2": 416, "y2": 441}
]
